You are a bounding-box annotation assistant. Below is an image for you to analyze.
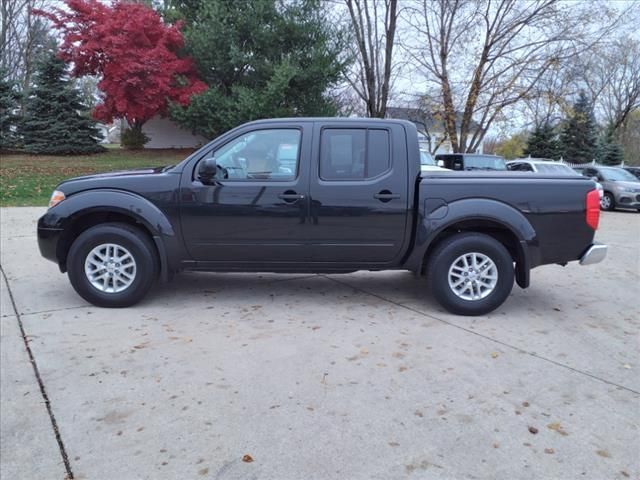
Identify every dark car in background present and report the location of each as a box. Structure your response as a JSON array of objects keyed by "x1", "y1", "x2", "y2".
[
  {"x1": 624, "y1": 166, "x2": 640, "y2": 180},
  {"x1": 435, "y1": 153, "x2": 506, "y2": 171},
  {"x1": 574, "y1": 165, "x2": 640, "y2": 211}
]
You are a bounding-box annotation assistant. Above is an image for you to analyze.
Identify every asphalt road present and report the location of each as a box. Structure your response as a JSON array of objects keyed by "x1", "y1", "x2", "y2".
[{"x1": 1, "y1": 207, "x2": 638, "y2": 480}]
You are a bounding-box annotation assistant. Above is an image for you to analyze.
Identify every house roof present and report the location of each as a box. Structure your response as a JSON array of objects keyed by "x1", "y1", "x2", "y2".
[{"x1": 385, "y1": 107, "x2": 480, "y2": 133}]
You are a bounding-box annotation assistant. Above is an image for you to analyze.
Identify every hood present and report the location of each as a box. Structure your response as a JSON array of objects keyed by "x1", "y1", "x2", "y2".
[
  {"x1": 61, "y1": 166, "x2": 167, "y2": 184},
  {"x1": 610, "y1": 180, "x2": 640, "y2": 191},
  {"x1": 56, "y1": 165, "x2": 180, "y2": 197}
]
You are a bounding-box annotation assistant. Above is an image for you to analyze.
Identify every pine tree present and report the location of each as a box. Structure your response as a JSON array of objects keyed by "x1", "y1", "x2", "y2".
[
  {"x1": 21, "y1": 51, "x2": 105, "y2": 155},
  {"x1": 558, "y1": 91, "x2": 598, "y2": 163},
  {"x1": 599, "y1": 127, "x2": 625, "y2": 166},
  {"x1": 168, "y1": 0, "x2": 346, "y2": 138},
  {"x1": 524, "y1": 123, "x2": 559, "y2": 159},
  {"x1": 0, "y1": 71, "x2": 20, "y2": 150}
]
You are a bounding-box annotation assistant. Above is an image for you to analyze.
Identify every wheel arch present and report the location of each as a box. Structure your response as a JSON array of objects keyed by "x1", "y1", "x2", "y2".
[
  {"x1": 43, "y1": 190, "x2": 180, "y2": 279},
  {"x1": 404, "y1": 198, "x2": 537, "y2": 288}
]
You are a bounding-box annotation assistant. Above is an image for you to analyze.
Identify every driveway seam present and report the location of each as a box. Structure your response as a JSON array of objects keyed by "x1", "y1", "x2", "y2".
[
  {"x1": 9, "y1": 305, "x2": 89, "y2": 318},
  {"x1": 0, "y1": 264, "x2": 75, "y2": 479},
  {"x1": 322, "y1": 275, "x2": 640, "y2": 396}
]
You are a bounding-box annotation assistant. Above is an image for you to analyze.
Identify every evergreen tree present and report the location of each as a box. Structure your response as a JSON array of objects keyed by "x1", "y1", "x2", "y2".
[
  {"x1": 167, "y1": 0, "x2": 347, "y2": 138},
  {"x1": 598, "y1": 127, "x2": 625, "y2": 166},
  {"x1": 0, "y1": 71, "x2": 20, "y2": 150},
  {"x1": 558, "y1": 91, "x2": 598, "y2": 163},
  {"x1": 21, "y1": 51, "x2": 105, "y2": 155},
  {"x1": 524, "y1": 123, "x2": 559, "y2": 159}
]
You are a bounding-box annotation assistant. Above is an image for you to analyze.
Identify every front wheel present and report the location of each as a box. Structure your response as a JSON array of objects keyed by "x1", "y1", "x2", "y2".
[
  {"x1": 600, "y1": 192, "x2": 615, "y2": 211},
  {"x1": 427, "y1": 233, "x2": 515, "y2": 316},
  {"x1": 67, "y1": 223, "x2": 158, "y2": 307}
]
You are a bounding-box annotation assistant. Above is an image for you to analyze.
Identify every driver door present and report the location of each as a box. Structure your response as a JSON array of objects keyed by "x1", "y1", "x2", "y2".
[{"x1": 179, "y1": 124, "x2": 312, "y2": 263}]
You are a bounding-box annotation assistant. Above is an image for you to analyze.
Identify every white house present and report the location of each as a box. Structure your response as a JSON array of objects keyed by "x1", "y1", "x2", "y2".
[
  {"x1": 120, "y1": 116, "x2": 208, "y2": 149},
  {"x1": 385, "y1": 107, "x2": 484, "y2": 155}
]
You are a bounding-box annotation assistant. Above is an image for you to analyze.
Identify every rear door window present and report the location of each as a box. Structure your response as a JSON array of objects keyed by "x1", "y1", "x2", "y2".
[{"x1": 320, "y1": 129, "x2": 390, "y2": 180}]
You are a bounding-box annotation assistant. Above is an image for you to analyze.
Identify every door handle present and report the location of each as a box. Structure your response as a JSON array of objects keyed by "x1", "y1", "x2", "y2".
[
  {"x1": 278, "y1": 190, "x2": 305, "y2": 202},
  {"x1": 374, "y1": 190, "x2": 400, "y2": 202}
]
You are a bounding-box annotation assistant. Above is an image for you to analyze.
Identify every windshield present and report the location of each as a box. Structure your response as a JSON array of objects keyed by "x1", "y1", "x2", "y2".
[
  {"x1": 600, "y1": 168, "x2": 639, "y2": 182},
  {"x1": 464, "y1": 155, "x2": 506, "y2": 170},
  {"x1": 420, "y1": 151, "x2": 436, "y2": 166},
  {"x1": 534, "y1": 163, "x2": 576, "y2": 175}
]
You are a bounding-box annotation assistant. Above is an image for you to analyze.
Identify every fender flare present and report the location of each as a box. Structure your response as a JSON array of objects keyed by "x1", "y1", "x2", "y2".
[
  {"x1": 41, "y1": 189, "x2": 182, "y2": 280},
  {"x1": 404, "y1": 198, "x2": 538, "y2": 288}
]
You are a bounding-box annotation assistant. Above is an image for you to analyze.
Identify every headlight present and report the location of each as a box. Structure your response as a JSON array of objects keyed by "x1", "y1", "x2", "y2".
[
  {"x1": 49, "y1": 190, "x2": 66, "y2": 208},
  {"x1": 616, "y1": 186, "x2": 633, "y2": 193}
]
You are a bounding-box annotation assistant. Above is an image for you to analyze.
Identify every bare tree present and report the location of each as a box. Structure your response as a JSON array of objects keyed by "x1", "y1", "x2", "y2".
[
  {"x1": 519, "y1": 60, "x2": 577, "y2": 128},
  {"x1": 404, "y1": 0, "x2": 625, "y2": 153},
  {"x1": 1, "y1": 0, "x2": 53, "y2": 94},
  {"x1": 343, "y1": 0, "x2": 399, "y2": 117},
  {"x1": 579, "y1": 38, "x2": 640, "y2": 135},
  {"x1": 620, "y1": 109, "x2": 640, "y2": 165}
]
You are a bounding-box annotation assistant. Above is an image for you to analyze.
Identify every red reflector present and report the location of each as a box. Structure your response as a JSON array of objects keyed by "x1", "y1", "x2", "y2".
[{"x1": 586, "y1": 189, "x2": 600, "y2": 230}]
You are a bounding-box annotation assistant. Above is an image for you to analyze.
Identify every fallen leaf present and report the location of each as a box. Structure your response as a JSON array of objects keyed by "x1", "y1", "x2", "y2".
[
  {"x1": 547, "y1": 422, "x2": 568, "y2": 436},
  {"x1": 596, "y1": 449, "x2": 610, "y2": 458},
  {"x1": 623, "y1": 364, "x2": 631, "y2": 369},
  {"x1": 544, "y1": 448, "x2": 555, "y2": 454},
  {"x1": 620, "y1": 470, "x2": 630, "y2": 478},
  {"x1": 492, "y1": 443, "x2": 499, "y2": 449},
  {"x1": 522, "y1": 401, "x2": 530, "y2": 407},
  {"x1": 491, "y1": 352, "x2": 499, "y2": 359},
  {"x1": 388, "y1": 442, "x2": 400, "y2": 447},
  {"x1": 528, "y1": 426, "x2": 538, "y2": 434},
  {"x1": 242, "y1": 454, "x2": 254, "y2": 463}
]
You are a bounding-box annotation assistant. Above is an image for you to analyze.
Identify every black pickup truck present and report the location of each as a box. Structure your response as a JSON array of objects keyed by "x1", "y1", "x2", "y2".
[{"x1": 38, "y1": 118, "x2": 607, "y2": 315}]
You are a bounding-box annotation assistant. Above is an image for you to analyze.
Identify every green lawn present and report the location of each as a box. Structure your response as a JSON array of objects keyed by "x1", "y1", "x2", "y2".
[{"x1": 0, "y1": 148, "x2": 194, "y2": 207}]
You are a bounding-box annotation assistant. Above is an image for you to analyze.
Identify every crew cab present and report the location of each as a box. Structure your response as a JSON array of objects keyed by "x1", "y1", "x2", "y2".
[{"x1": 38, "y1": 118, "x2": 607, "y2": 316}]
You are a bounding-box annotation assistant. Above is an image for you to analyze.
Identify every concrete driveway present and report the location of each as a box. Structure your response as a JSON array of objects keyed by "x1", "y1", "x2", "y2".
[{"x1": 1, "y1": 207, "x2": 638, "y2": 480}]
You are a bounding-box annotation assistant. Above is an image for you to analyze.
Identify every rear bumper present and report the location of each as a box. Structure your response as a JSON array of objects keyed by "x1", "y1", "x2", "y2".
[{"x1": 579, "y1": 243, "x2": 607, "y2": 266}]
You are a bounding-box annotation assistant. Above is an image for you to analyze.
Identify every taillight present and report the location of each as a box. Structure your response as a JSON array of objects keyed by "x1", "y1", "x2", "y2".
[{"x1": 586, "y1": 189, "x2": 600, "y2": 230}]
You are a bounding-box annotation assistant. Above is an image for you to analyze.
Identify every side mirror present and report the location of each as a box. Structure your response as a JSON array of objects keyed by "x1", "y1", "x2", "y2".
[
  {"x1": 198, "y1": 158, "x2": 218, "y2": 184},
  {"x1": 590, "y1": 176, "x2": 598, "y2": 183}
]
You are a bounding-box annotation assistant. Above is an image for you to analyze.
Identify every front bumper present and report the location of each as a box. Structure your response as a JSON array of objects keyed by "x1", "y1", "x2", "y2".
[
  {"x1": 579, "y1": 243, "x2": 608, "y2": 266},
  {"x1": 37, "y1": 216, "x2": 64, "y2": 266},
  {"x1": 613, "y1": 191, "x2": 640, "y2": 208}
]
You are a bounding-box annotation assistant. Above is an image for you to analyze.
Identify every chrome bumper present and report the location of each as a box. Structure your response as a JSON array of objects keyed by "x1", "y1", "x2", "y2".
[{"x1": 579, "y1": 243, "x2": 608, "y2": 266}]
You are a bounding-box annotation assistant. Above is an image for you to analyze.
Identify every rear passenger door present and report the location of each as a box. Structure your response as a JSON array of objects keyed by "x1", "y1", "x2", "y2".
[{"x1": 307, "y1": 122, "x2": 409, "y2": 265}]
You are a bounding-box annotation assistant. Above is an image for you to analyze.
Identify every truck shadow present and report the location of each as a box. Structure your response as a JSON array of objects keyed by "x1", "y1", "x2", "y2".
[{"x1": 146, "y1": 268, "x2": 560, "y2": 321}]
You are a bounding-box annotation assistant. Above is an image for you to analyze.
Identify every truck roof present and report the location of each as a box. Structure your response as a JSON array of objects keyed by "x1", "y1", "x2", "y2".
[{"x1": 242, "y1": 117, "x2": 416, "y2": 128}]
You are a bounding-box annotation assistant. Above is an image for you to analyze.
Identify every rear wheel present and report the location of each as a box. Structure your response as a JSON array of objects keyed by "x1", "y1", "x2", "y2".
[
  {"x1": 67, "y1": 223, "x2": 158, "y2": 307},
  {"x1": 600, "y1": 192, "x2": 615, "y2": 211},
  {"x1": 427, "y1": 233, "x2": 514, "y2": 316}
]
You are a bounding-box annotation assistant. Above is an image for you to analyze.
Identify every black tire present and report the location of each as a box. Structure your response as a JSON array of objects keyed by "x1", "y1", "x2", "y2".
[
  {"x1": 67, "y1": 223, "x2": 158, "y2": 307},
  {"x1": 427, "y1": 233, "x2": 515, "y2": 316},
  {"x1": 601, "y1": 192, "x2": 615, "y2": 211}
]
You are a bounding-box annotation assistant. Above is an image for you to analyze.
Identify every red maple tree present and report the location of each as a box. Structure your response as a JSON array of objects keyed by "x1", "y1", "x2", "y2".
[{"x1": 37, "y1": 0, "x2": 206, "y2": 138}]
